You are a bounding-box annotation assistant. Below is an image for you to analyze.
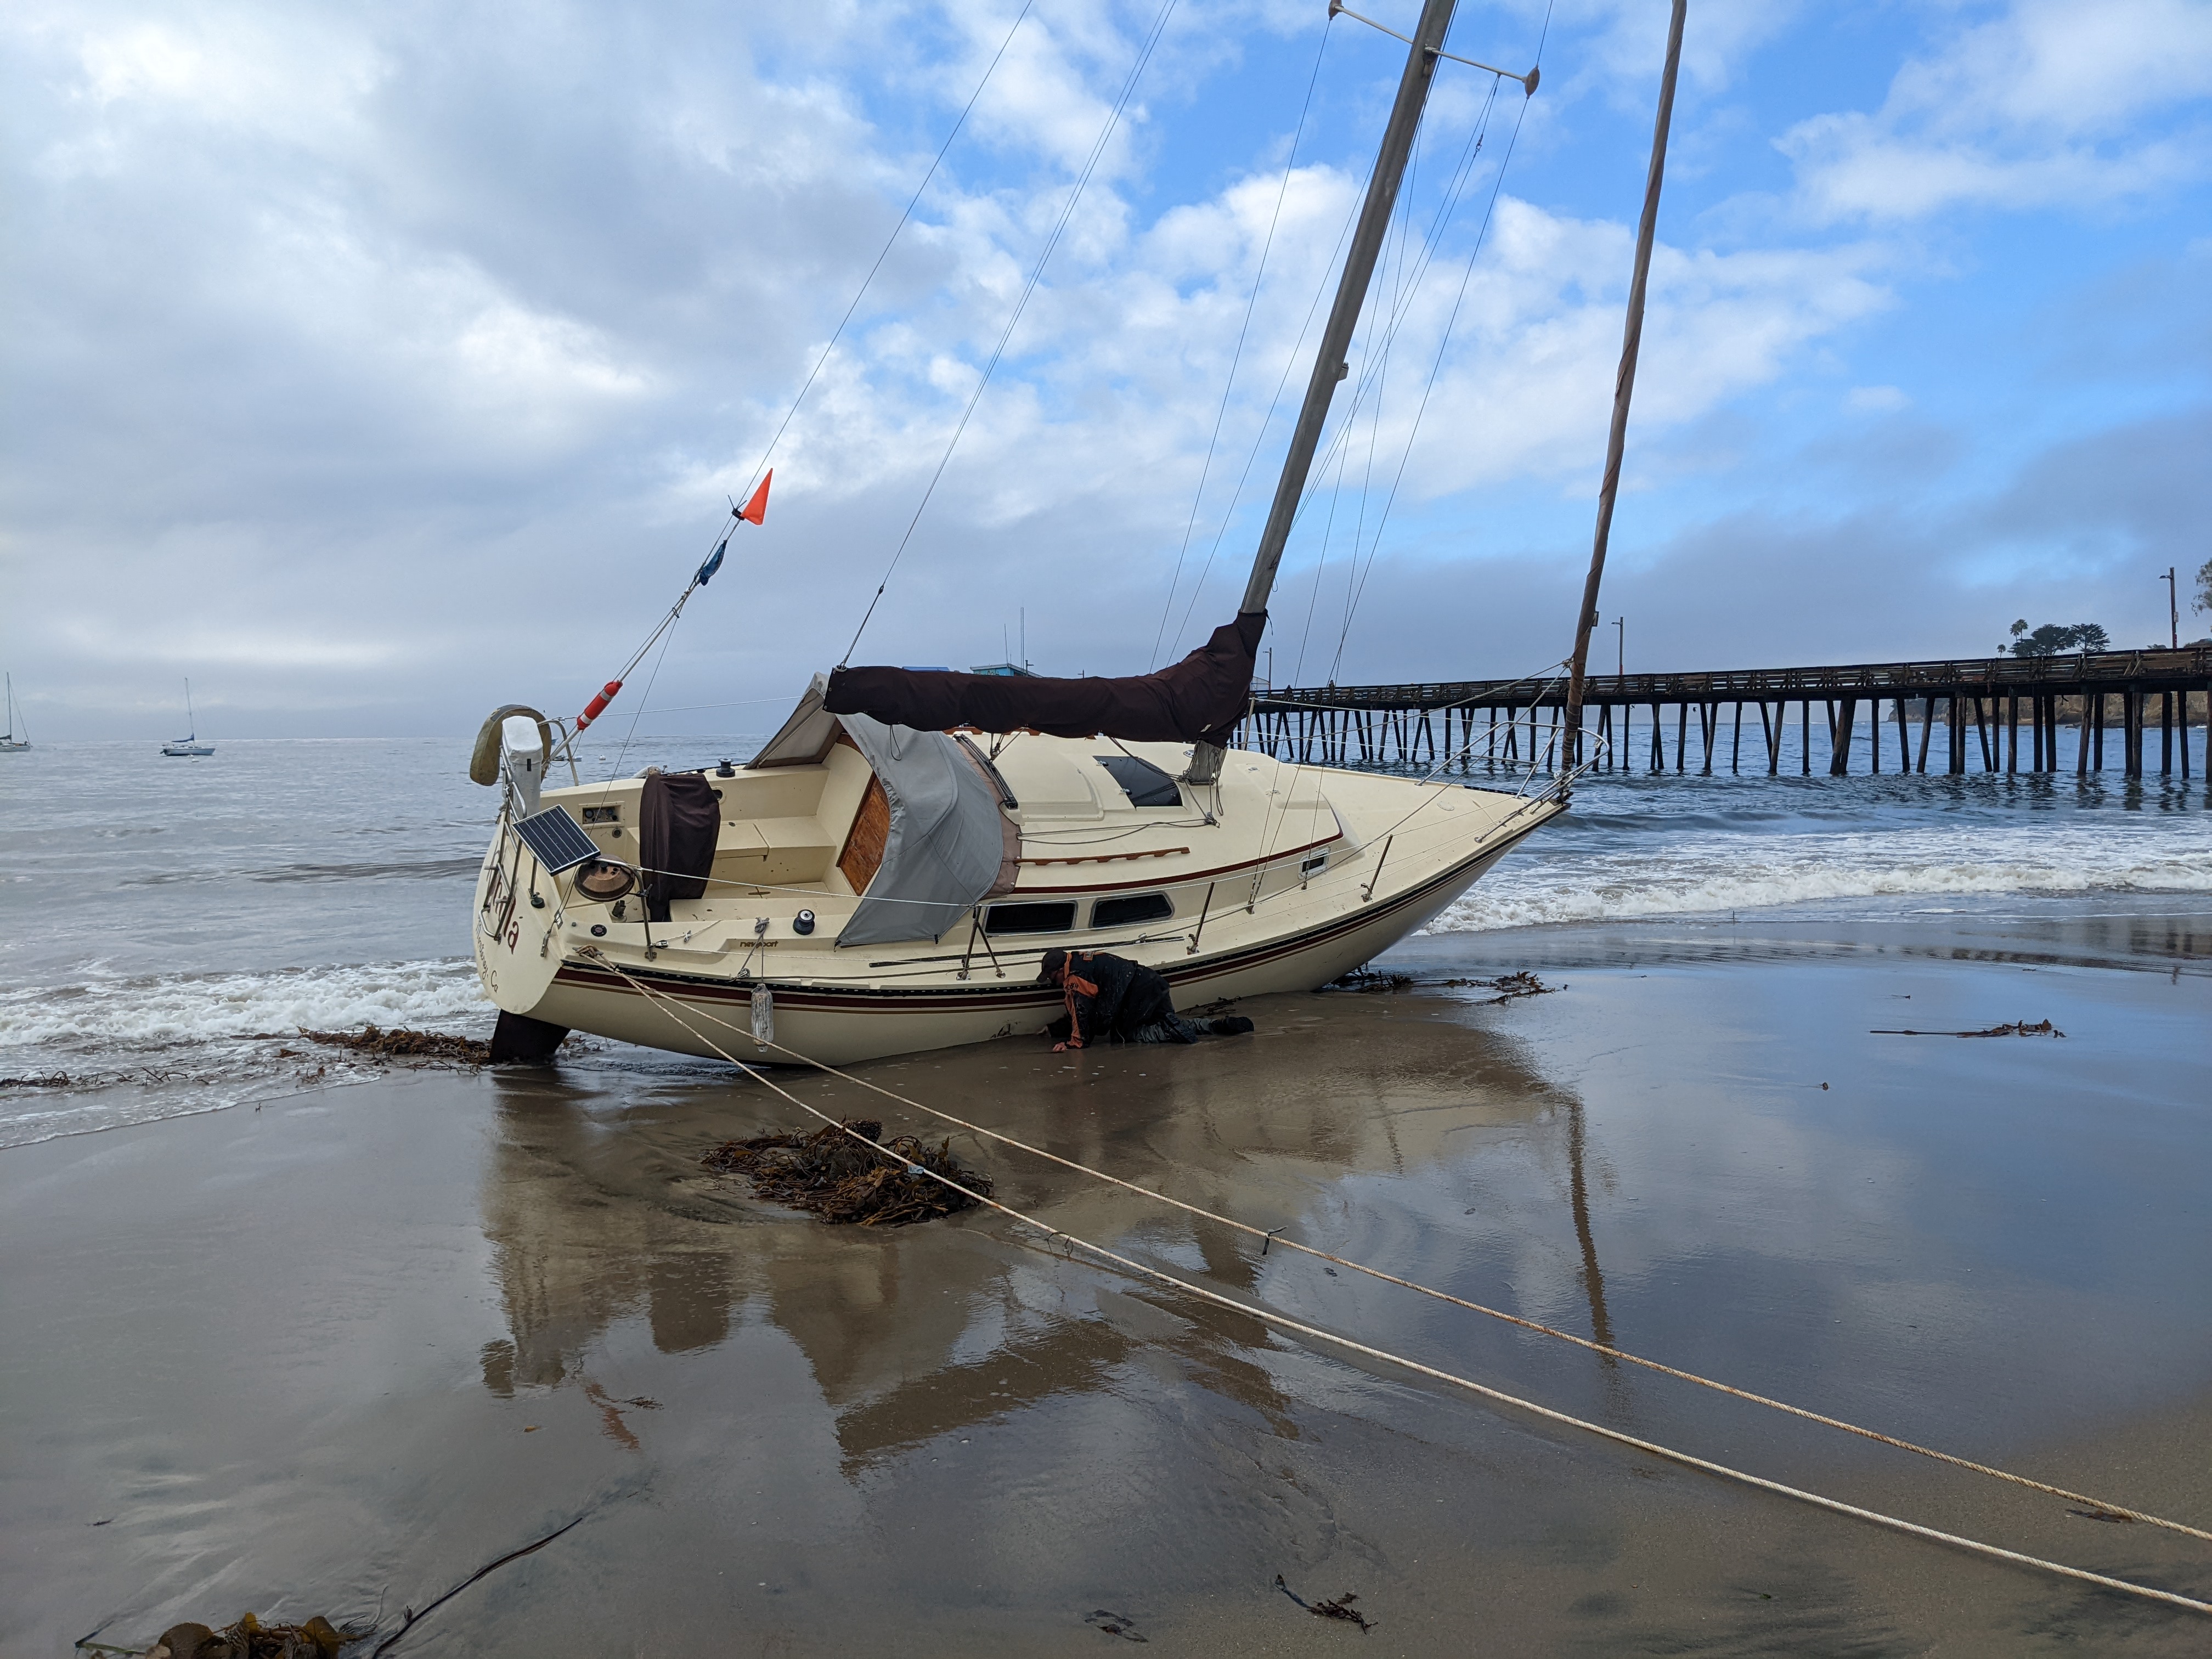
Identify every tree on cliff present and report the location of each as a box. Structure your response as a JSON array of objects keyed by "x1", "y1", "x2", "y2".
[{"x1": 2005, "y1": 620, "x2": 2111, "y2": 657}]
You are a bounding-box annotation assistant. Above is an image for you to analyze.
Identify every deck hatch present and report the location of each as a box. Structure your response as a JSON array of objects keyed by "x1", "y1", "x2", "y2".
[
  {"x1": 515, "y1": 806, "x2": 600, "y2": 873},
  {"x1": 1094, "y1": 754, "x2": 1182, "y2": 807}
]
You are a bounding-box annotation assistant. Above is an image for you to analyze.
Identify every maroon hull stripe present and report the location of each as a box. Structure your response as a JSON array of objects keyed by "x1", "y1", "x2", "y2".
[{"x1": 551, "y1": 815, "x2": 1545, "y2": 1016}]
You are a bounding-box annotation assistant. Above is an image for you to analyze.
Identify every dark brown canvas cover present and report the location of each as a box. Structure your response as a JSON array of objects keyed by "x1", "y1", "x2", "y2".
[
  {"x1": 640, "y1": 770, "x2": 721, "y2": 922},
  {"x1": 824, "y1": 611, "x2": 1265, "y2": 746}
]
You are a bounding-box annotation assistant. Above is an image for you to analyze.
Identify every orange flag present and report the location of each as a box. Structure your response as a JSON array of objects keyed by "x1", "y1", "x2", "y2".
[{"x1": 738, "y1": 470, "x2": 772, "y2": 525}]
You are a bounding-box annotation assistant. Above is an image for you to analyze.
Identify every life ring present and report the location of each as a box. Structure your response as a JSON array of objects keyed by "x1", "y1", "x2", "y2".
[{"x1": 470, "y1": 705, "x2": 555, "y2": 787}]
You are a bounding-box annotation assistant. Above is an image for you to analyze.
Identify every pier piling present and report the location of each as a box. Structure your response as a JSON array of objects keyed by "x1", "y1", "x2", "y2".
[{"x1": 1241, "y1": 648, "x2": 2212, "y2": 782}]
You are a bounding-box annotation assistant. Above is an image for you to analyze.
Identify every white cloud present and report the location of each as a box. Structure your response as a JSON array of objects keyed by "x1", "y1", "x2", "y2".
[
  {"x1": 1846, "y1": 385, "x2": 1910, "y2": 413},
  {"x1": 1781, "y1": 0, "x2": 2212, "y2": 222},
  {"x1": 1322, "y1": 199, "x2": 1891, "y2": 501},
  {"x1": 1487, "y1": 0, "x2": 1805, "y2": 98},
  {"x1": 0, "y1": 0, "x2": 2198, "y2": 733}
]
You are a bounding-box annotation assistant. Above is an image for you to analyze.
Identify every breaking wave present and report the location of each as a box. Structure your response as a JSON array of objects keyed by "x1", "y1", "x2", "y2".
[
  {"x1": 0, "y1": 958, "x2": 489, "y2": 1049},
  {"x1": 1431, "y1": 822, "x2": 2212, "y2": 932},
  {"x1": 0, "y1": 959, "x2": 494, "y2": 1148}
]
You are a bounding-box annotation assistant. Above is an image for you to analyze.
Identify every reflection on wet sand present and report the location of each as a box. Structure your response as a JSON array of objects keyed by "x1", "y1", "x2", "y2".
[
  {"x1": 1566, "y1": 1096, "x2": 1615, "y2": 1358},
  {"x1": 474, "y1": 990, "x2": 1606, "y2": 1468}
]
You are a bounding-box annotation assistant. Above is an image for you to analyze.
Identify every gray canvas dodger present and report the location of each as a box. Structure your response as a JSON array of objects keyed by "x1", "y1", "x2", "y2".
[{"x1": 836, "y1": 714, "x2": 1018, "y2": 947}]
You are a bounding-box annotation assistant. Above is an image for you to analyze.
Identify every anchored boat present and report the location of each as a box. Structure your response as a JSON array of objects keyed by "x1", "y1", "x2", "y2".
[
  {"x1": 0, "y1": 674, "x2": 27, "y2": 753},
  {"x1": 469, "y1": 0, "x2": 1572, "y2": 1066},
  {"x1": 161, "y1": 679, "x2": 214, "y2": 758}
]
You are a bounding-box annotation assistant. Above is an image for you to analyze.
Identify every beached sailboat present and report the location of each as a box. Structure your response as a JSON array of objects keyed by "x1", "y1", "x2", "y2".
[
  {"x1": 162, "y1": 680, "x2": 214, "y2": 758},
  {"x1": 0, "y1": 674, "x2": 27, "y2": 752},
  {"x1": 468, "y1": 1, "x2": 1598, "y2": 1066}
]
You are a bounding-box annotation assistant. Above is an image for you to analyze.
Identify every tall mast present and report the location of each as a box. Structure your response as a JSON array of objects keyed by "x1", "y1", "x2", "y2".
[
  {"x1": 1188, "y1": 0, "x2": 1464, "y2": 781},
  {"x1": 1563, "y1": 0, "x2": 1687, "y2": 768}
]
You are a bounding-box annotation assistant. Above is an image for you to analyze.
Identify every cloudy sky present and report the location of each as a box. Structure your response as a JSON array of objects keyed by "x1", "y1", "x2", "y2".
[{"x1": 5, "y1": 0, "x2": 2209, "y2": 738}]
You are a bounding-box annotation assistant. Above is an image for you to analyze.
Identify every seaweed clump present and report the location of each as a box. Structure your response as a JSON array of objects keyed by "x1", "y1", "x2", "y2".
[
  {"x1": 127, "y1": 1611, "x2": 362, "y2": 1658},
  {"x1": 297, "y1": 1025, "x2": 493, "y2": 1064},
  {"x1": 1438, "y1": 969, "x2": 1557, "y2": 1005},
  {"x1": 702, "y1": 1119, "x2": 991, "y2": 1226}
]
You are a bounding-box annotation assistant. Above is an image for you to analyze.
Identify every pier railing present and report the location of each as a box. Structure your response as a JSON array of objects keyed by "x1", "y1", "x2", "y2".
[{"x1": 1239, "y1": 647, "x2": 2212, "y2": 780}]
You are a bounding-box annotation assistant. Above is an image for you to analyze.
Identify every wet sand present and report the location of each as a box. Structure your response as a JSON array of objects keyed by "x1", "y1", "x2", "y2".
[{"x1": 5, "y1": 910, "x2": 2210, "y2": 1655}]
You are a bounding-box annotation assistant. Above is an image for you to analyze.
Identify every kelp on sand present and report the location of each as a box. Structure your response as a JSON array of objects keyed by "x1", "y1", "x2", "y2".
[
  {"x1": 702, "y1": 1119, "x2": 991, "y2": 1226},
  {"x1": 93, "y1": 1611, "x2": 362, "y2": 1658},
  {"x1": 295, "y1": 1025, "x2": 493, "y2": 1063}
]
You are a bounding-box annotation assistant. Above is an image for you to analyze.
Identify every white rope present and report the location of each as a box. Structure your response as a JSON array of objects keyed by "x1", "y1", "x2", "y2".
[{"x1": 578, "y1": 948, "x2": 2212, "y2": 1615}]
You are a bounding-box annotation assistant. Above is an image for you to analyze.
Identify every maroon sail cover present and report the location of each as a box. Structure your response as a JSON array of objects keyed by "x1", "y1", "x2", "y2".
[{"x1": 825, "y1": 612, "x2": 1265, "y2": 747}]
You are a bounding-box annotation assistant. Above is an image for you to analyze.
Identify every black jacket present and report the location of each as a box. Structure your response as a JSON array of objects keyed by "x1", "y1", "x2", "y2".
[{"x1": 1054, "y1": 951, "x2": 1176, "y2": 1047}]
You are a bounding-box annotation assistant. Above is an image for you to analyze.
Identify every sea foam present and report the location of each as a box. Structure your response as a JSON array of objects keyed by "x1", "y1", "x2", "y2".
[
  {"x1": 1430, "y1": 821, "x2": 2212, "y2": 932},
  {"x1": 0, "y1": 958, "x2": 489, "y2": 1050}
]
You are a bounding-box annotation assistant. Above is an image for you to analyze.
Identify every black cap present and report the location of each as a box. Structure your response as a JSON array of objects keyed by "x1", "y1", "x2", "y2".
[{"x1": 1037, "y1": 947, "x2": 1069, "y2": 984}]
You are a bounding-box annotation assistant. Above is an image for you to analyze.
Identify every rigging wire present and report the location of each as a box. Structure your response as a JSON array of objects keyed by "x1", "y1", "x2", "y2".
[
  {"x1": 1329, "y1": 0, "x2": 1555, "y2": 678},
  {"x1": 726, "y1": 0, "x2": 1042, "y2": 521},
  {"x1": 843, "y1": 0, "x2": 1184, "y2": 667},
  {"x1": 596, "y1": 618, "x2": 684, "y2": 794},
  {"x1": 1249, "y1": 110, "x2": 1500, "y2": 867},
  {"x1": 554, "y1": 7, "x2": 1041, "y2": 756},
  {"x1": 1163, "y1": 8, "x2": 1508, "y2": 659},
  {"x1": 1292, "y1": 410, "x2": 1356, "y2": 688},
  {"x1": 1328, "y1": 83, "x2": 1528, "y2": 680},
  {"x1": 1339, "y1": 116, "x2": 1421, "y2": 656},
  {"x1": 1160, "y1": 153, "x2": 1376, "y2": 662},
  {"x1": 1148, "y1": 23, "x2": 1335, "y2": 670},
  {"x1": 578, "y1": 951, "x2": 2212, "y2": 1617},
  {"x1": 1240, "y1": 15, "x2": 1554, "y2": 873},
  {"x1": 1173, "y1": 103, "x2": 1458, "y2": 662}
]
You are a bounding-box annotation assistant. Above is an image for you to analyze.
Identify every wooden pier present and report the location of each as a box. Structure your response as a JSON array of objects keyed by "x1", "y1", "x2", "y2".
[{"x1": 1240, "y1": 647, "x2": 2212, "y2": 780}]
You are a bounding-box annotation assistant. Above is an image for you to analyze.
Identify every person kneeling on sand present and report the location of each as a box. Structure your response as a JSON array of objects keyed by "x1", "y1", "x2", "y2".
[{"x1": 1039, "y1": 947, "x2": 1255, "y2": 1051}]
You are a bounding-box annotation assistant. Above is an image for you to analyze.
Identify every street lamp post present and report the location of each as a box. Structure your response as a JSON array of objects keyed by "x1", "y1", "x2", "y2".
[{"x1": 2160, "y1": 567, "x2": 2178, "y2": 650}]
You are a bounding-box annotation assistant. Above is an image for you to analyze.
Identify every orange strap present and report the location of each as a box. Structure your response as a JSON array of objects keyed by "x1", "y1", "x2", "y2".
[{"x1": 1060, "y1": 955, "x2": 1101, "y2": 1047}]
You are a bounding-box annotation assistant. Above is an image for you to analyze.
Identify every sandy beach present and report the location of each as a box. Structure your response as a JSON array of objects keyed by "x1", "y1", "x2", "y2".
[{"x1": 7, "y1": 906, "x2": 2209, "y2": 1655}]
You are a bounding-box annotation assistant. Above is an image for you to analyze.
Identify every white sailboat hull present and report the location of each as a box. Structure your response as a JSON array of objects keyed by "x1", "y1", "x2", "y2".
[{"x1": 472, "y1": 733, "x2": 1560, "y2": 1067}]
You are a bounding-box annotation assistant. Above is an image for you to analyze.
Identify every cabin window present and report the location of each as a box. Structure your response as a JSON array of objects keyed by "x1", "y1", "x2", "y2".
[
  {"x1": 984, "y1": 901, "x2": 1077, "y2": 935},
  {"x1": 1093, "y1": 754, "x2": 1182, "y2": 808},
  {"x1": 1091, "y1": 892, "x2": 1172, "y2": 928},
  {"x1": 1300, "y1": 851, "x2": 1328, "y2": 878},
  {"x1": 582, "y1": 806, "x2": 620, "y2": 825}
]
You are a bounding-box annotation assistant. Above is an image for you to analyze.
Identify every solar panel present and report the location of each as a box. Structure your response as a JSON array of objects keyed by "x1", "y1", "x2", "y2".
[{"x1": 514, "y1": 805, "x2": 601, "y2": 874}]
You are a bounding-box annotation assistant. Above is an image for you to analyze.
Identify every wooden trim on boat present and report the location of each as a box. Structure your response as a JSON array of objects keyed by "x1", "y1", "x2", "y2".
[
  {"x1": 1017, "y1": 847, "x2": 1188, "y2": 866},
  {"x1": 1014, "y1": 830, "x2": 1337, "y2": 895}
]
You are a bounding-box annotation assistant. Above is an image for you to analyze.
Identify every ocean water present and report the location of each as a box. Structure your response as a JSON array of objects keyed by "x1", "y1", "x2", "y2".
[{"x1": 2, "y1": 731, "x2": 2208, "y2": 1146}]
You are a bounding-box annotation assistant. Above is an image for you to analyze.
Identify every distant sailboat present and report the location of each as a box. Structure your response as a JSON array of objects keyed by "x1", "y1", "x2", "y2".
[
  {"x1": 162, "y1": 679, "x2": 214, "y2": 758},
  {"x1": 0, "y1": 674, "x2": 27, "y2": 752}
]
